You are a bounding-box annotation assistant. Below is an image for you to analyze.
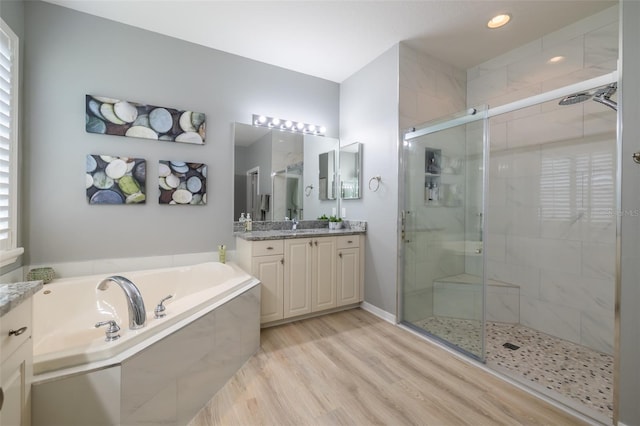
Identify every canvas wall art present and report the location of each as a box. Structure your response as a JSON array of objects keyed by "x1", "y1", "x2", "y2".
[
  {"x1": 86, "y1": 155, "x2": 146, "y2": 204},
  {"x1": 85, "y1": 95, "x2": 206, "y2": 145},
  {"x1": 159, "y1": 161, "x2": 207, "y2": 205}
]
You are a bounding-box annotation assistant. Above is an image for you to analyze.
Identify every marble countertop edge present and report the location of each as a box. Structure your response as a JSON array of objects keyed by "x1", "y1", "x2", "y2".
[
  {"x1": 235, "y1": 228, "x2": 366, "y2": 241},
  {"x1": 0, "y1": 281, "x2": 44, "y2": 317}
]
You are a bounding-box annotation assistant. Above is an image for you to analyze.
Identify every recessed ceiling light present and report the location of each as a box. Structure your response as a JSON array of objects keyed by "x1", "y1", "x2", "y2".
[
  {"x1": 487, "y1": 13, "x2": 511, "y2": 29},
  {"x1": 548, "y1": 56, "x2": 565, "y2": 64}
]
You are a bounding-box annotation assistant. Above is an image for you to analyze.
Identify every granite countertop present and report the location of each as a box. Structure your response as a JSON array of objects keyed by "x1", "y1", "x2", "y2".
[
  {"x1": 236, "y1": 227, "x2": 366, "y2": 241},
  {"x1": 0, "y1": 281, "x2": 43, "y2": 317}
]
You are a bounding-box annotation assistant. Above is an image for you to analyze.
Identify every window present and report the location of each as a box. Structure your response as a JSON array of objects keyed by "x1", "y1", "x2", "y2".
[
  {"x1": 540, "y1": 149, "x2": 614, "y2": 224},
  {"x1": 0, "y1": 18, "x2": 23, "y2": 267}
]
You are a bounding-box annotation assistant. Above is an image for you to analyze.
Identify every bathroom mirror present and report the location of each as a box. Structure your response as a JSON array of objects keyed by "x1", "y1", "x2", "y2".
[
  {"x1": 339, "y1": 142, "x2": 362, "y2": 200},
  {"x1": 318, "y1": 150, "x2": 336, "y2": 201},
  {"x1": 233, "y1": 122, "x2": 339, "y2": 221}
]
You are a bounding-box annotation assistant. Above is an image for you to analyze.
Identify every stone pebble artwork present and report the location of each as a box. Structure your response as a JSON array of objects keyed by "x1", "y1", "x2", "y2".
[
  {"x1": 85, "y1": 95, "x2": 206, "y2": 144},
  {"x1": 86, "y1": 155, "x2": 146, "y2": 204},
  {"x1": 159, "y1": 161, "x2": 207, "y2": 205}
]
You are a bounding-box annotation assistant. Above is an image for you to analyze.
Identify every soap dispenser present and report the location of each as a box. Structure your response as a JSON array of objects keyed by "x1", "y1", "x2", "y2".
[{"x1": 245, "y1": 213, "x2": 252, "y2": 231}]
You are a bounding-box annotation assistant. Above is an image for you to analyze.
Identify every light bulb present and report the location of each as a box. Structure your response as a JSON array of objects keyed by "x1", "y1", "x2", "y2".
[
  {"x1": 487, "y1": 13, "x2": 511, "y2": 29},
  {"x1": 284, "y1": 120, "x2": 293, "y2": 128},
  {"x1": 296, "y1": 122, "x2": 305, "y2": 130},
  {"x1": 308, "y1": 125, "x2": 316, "y2": 133},
  {"x1": 258, "y1": 115, "x2": 267, "y2": 124},
  {"x1": 271, "y1": 118, "x2": 281, "y2": 126},
  {"x1": 319, "y1": 126, "x2": 326, "y2": 134}
]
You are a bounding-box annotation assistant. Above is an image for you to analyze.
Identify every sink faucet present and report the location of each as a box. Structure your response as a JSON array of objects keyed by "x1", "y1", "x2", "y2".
[
  {"x1": 292, "y1": 218, "x2": 299, "y2": 230},
  {"x1": 96, "y1": 275, "x2": 146, "y2": 330}
]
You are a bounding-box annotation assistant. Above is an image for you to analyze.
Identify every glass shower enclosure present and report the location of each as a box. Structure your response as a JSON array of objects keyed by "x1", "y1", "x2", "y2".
[
  {"x1": 398, "y1": 72, "x2": 618, "y2": 423},
  {"x1": 400, "y1": 108, "x2": 488, "y2": 360}
]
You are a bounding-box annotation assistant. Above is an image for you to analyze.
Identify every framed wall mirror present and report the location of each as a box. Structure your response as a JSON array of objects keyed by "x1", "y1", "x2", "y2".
[
  {"x1": 339, "y1": 142, "x2": 362, "y2": 200},
  {"x1": 233, "y1": 122, "x2": 340, "y2": 221}
]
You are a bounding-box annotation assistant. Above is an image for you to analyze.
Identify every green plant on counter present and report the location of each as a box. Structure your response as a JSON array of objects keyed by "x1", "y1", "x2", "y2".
[
  {"x1": 328, "y1": 215, "x2": 342, "y2": 222},
  {"x1": 318, "y1": 214, "x2": 329, "y2": 220}
]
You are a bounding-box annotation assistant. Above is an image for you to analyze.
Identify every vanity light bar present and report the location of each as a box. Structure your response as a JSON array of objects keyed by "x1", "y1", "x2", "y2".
[{"x1": 252, "y1": 114, "x2": 326, "y2": 136}]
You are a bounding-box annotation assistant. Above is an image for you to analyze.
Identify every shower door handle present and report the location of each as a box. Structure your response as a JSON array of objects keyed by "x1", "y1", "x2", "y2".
[
  {"x1": 401, "y1": 210, "x2": 410, "y2": 243},
  {"x1": 633, "y1": 152, "x2": 640, "y2": 164}
]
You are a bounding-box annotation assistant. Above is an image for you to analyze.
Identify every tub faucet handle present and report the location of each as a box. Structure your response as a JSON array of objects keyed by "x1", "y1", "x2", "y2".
[
  {"x1": 95, "y1": 320, "x2": 121, "y2": 342},
  {"x1": 154, "y1": 294, "x2": 173, "y2": 319}
]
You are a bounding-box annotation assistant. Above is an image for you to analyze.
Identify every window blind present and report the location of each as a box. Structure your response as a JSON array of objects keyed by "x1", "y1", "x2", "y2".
[{"x1": 0, "y1": 22, "x2": 15, "y2": 250}]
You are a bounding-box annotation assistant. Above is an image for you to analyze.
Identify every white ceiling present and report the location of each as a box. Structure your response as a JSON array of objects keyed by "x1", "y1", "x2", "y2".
[{"x1": 43, "y1": 0, "x2": 616, "y2": 83}]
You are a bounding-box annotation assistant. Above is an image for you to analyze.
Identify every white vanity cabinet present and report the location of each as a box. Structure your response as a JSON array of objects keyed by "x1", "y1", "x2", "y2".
[
  {"x1": 283, "y1": 236, "x2": 337, "y2": 318},
  {"x1": 1, "y1": 299, "x2": 33, "y2": 426},
  {"x1": 236, "y1": 238, "x2": 285, "y2": 324},
  {"x1": 310, "y1": 237, "x2": 337, "y2": 313},
  {"x1": 337, "y1": 235, "x2": 363, "y2": 306},
  {"x1": 283, "y1": 238, "x2": 313, "y2": 318},
  {"x1": 236, "y1": 232, "x2": 364, "y2": 326}
]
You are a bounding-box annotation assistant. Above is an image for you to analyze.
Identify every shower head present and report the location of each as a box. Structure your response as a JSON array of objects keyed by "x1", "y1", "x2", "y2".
[
  {"x1": 558, "y1": 83, "x2": 618, "y2": 111},
  {"x1": 558, "y1": 92, "x2": 592, "y2": 106}
]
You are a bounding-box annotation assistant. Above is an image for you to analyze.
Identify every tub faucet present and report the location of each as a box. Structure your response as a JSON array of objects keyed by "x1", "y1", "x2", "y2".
[
  {"x1": 292, "y1": 218, "x2": 299, "y2": 230},
  {"x1": 97, "y1": 276, "x2": 146, "y2": 330}
]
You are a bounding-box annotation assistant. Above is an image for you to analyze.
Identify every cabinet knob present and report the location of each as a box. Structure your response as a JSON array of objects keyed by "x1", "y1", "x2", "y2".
[
  {"x1": 8, "y1": 326, "x2": 27, "y2": 337},
  {"x1": 339, "y1": 252, "x2": 343, "y2": 258},
  {"x1": 266, "y1": 246, "x2": 274, "y2": 250},
  {"x1": 280, "y1": 258, "x2": 284, "y2": 265},
  {"x1": 0, "y1": 386, "x2": 4, "y2": 411},
  {"x1": 309, "y1": 241, "x2": 312, "y2": 247},
  {"x1": 347, "y1": 240, "x2": 353, "y2": 244},
  {"x1": 314, "y1": 241, "x2": 318, "y2": 246}
]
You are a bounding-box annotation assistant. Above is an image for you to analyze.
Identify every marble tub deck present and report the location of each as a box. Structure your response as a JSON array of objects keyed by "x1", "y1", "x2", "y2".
[
  {"x1": 0, "y1": 280, "x2": 43, "y2": 316},
  {"x1": 415, "y1": 317, "x2": 613, "y2": 421}
]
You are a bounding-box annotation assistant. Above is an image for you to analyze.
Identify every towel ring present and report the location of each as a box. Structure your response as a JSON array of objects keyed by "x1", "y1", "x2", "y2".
[
  {"x1": 304, "y1": 185, "x2": 313, "y2": 197},
  {"x1": 368, "y1": 176, "x2": 381, "y2": 192}
]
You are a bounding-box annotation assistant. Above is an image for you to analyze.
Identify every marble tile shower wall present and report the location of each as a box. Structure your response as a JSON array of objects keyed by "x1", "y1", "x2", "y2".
[
  {"x1": 467, "y1": 6, "x2": 619, "y2": 355},
  {"x1": 399, "y1": 44, "x2": 467, "y2": 321}
]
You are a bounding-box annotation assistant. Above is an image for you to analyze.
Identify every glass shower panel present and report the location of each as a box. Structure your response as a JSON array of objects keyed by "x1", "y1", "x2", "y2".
[{"x1": 401, "y1": 115, "x2": 486, "y2": 360}]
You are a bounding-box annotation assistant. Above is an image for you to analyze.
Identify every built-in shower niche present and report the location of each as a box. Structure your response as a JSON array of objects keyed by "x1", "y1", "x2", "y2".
[{"x1": 425, "y1": 147, "x2": 463, "y2": 206}]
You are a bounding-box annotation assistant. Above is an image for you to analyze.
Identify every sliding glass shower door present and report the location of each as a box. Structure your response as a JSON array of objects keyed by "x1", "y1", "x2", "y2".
[{"x1": 400, "y1": 109, "x2": 488, "y2": 360}]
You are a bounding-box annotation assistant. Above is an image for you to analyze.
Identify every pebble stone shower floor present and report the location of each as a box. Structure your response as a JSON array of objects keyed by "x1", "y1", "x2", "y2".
[{"x1": 415, "y1": 317, "x2": 614, "y2": 421}]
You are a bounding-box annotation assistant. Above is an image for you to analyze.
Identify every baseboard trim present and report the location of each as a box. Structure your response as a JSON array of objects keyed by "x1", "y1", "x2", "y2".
[{"x1": 360, "y1": 301, "x2": 396, "y2": 324}]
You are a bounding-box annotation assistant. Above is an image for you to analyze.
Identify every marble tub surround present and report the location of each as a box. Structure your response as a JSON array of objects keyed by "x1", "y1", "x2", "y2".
[
  {"x1": 32, "y1": 284, "x2": 260, "y2": 426},
  {"x1": 234, "y1": 219, "x2": 367, "y2": 241},
  {"x1": 0, "y1": 281, "x2": 43, "y2": 316},
  {"x1": 33, "y1": 262, "x2": 254, "y2": 374}
]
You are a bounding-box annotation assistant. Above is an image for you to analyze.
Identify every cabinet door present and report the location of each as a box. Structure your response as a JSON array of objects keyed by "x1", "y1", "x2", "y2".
[
  {"x1": 1, "y1": 341, "x2": 30, "y2": 426},
  {"x1": 312, "y1": 237, "x2": 337, "y2": 312},
  {"x1": 284, "y1": 238, "x2": 313, "y2": 318},
  {"x1": 337, "y1": 247, "x2": 360, "y2": 306},
  {"x1": 252, "y1": 254, "x2": 285, "y2": 323}
]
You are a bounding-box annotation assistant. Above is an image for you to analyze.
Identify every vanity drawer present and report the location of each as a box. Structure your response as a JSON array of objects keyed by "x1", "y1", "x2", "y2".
[
  {"x1": 337, "y1": 235, "x2": 360, "y2": 249},
  {"x1": 253, "y1": 240, "x2": 284, "y2": 257},
  {"x1": 1, "y1": 299, "x2": 32, "y2": 362}
]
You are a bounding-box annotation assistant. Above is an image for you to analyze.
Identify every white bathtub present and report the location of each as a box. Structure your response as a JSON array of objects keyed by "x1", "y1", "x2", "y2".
[{"x1": 33, "y1": 261, "x2": 257, "y2": 374}]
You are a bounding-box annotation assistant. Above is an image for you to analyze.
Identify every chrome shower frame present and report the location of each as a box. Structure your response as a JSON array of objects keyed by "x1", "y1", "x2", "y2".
[{"x1": 397, "y1": 69, "x2": 619, "y2": 353}]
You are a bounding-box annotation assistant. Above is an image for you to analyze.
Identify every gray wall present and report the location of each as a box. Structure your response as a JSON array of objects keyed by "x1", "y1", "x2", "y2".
[
  {"x1": 618, "y1": 1, "x2": 640, "y2": 424},
  {"x1": 340, "y1": 44, "x2": 399, "y2": 315},
  {"x1": 23, "y1": 1, "x2": 339, "y2": 264},
  {"x1": 0, "y1": 0, "x2": 24, "y2": 274}
]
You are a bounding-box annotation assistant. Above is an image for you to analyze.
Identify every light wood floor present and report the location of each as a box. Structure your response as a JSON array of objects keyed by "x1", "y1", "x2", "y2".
[{"x1": 189, "y1": 308, "x2": 586, "y2": 425}]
